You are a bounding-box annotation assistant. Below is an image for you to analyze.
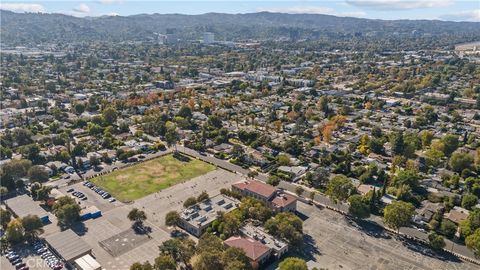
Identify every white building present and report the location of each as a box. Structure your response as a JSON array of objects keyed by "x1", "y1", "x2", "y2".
[{"x1": 204, "y1": 32, "x2": 215, "y2": 44}]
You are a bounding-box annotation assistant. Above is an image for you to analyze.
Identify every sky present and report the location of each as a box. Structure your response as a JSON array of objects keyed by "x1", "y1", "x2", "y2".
[{"x1": 0, "y1": 0, "x2": 479, "y2": 21}]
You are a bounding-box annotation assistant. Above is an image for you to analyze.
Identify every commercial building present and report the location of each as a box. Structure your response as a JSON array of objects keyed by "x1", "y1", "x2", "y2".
[
  {"x1": 232, "y1": 180, "x2": 297, "y2": 212},
  {"x1": 45, "y1": 229, "x2": 93, "y2": 264},
  {"x1": 224, "y1": 224, "x2": 288, "y2": 266},
  {"x1": 179, "y1": 194, "x2": 239, "y2": 237},
  {"x1": 5, "y1": 195, "x2": 50, "y2": 223},
  {"x1": 204, "y1": 32, "x2": 215, "y2": 44}
]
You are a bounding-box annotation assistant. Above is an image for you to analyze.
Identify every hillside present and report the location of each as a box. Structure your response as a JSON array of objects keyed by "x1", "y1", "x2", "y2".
[{"x1": 1, "y1": 11, "x2": 479, "y2": 48}]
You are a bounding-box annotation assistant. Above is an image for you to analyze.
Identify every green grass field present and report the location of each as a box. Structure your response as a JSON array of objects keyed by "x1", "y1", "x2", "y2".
[{"x1": 91, "y1": 154, "x2": 216, "y2": 202}]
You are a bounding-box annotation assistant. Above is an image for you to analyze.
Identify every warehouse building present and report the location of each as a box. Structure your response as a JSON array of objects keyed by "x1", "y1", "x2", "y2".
[
  {"x1": 5, "y1": 195, "x2": 50, "y2": 223},
  {"x1": 45, "y1": 229, "x2": 94, "y2": 266}
]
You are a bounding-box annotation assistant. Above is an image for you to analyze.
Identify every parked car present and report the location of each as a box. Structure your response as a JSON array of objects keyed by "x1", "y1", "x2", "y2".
[
  {"x1": 108, "y1": 198, "x2": 116, "y2": 203},
  {"x1": 7, "y1": 254, "x2": 20, "y2": 261},
  {"x1": 15, "y1": 262, "x2": 26, "y2": 269},
  {"x1": 36, "y1": 247, "x2": 47, "y2": 254},
  {"x1": 67, "y1": 188, "x2": 74, "y2": 193}
]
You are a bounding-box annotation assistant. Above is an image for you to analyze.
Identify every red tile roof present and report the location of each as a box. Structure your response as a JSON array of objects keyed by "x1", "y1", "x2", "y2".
[
  {"x1": 224, "y1": 236, "x2": 270, "y2": 261},
  {"x1": 271, "y1": 193, "x2": 296, "y2": 208},
  {"x1": 233, "y1": 180, "x2": 277, "y2": 199}
]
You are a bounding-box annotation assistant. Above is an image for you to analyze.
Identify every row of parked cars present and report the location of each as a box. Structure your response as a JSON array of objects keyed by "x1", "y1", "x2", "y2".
[
  {"x1": 33, "y1": 241, "x2": 64, "y2": 270},
  {"x1": 83, "y1": 181, "x2": 116, "y2": 202},
  {"x1": 5, "y1": 250, "x2": 28, "y2": 270},
  {"x1": 67, "y1": 189, "x2": 88, "y2": 201}
]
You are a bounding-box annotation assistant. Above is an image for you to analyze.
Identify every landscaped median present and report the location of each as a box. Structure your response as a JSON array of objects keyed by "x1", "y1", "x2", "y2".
[{"x1": 90, "y1": 153, "x2": 216, "y2": 202}]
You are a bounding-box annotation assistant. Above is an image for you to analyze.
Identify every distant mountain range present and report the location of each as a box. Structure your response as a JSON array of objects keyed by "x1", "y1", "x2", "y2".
[{"x1": 1, "y1": 10, "x2": 479, "y2": 48}]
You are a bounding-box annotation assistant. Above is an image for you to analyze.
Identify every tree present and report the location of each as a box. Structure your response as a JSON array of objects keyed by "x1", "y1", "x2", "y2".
[
  {"x1": 449, "y1": 152, "x2": 474, "y2": 173},
  {"x1": 222, "y1": 213, "x2": 241, "y2": 237},
  {"x1": 165, "y1": 124, "x2": 179, "y2": 151},
  {"x1": 391, "y1": 169, "x2": 419, "y2": 191},
  {"x1": 130, "y1": 261, "x2": 153, "y2": 270},
  {"x1": 193, "y1": 234, "x2": 225, "y2": 270},
  {"x1": 73, "y1": 102, "x2": 86, "y2": 115},
  {"x1": 383, "y1": 201, "x2": 415, "y2": 232},
  {"x1": 159, "y1": 238, "x2": 196, "y2": 268},
  {"x1": 197, "y1": 191, "x2": 209, "y2": 202},
  {"x1": 460, "y1": 208, "x2": 480, "y2": 239},
  {"x1": 326, "y1": 175, "x2": 355, "y2": 202},
  {"x1": 348, "y1": 195, "x2": 370, "y2": 219},
  {"x1": 319, "y1": 96, "x2": 329, "y2": 115},
  {"x1": 278, "y1": 257, "x2": 308, "y2": 270},
  {"x1": 267, "y1": 175, "x2": 281, "y2": 186},
  {"x1": 177, "y1": 105, "x2": 193, "y2": 119},
  {"x1": 165, "y1": 211, "x2": 181, "y2": 230},
  {"x1": 0, "y1": 159, "x2": 32, "y2": 190},
  {"x1": 35, "y1": 185, "x2": 52, "y2": 203},
  {"x1": 462, "y1": 194, "x2": 479, "y2": 210},
  {"x1": 265, "y1": 212, "x2": 303, "y2": 246},
  {"x1": 441, "y1": 134, "x2": 459, "y2": 157},
  {"x1": 6, "y1": 219, "x2": 24, "y2": 243},
  {"x1": 90, "y1": 156, "x2": 101, "y2": 168},
  {"x1": 390, "y1": 131, "x2": 404, "y2": 156},
  {"x1": 283, "y1": 138, "x2": 303, "y2": 156},
  {"x1": 53, "y1": 196, "x2": 81, "y2": 225},
  {"x1": 102, "y1": 106, "x2": 118, "y2": 125},
  {"x1": 222, "y1": 247, "x2": 252, "y2": 270},
  {"x1": 440, "y1": 219, "x2": 457, "y2": 238},
  {"x1": 12, "y1": 128, "x2": 33, "y2": 146},
  {"x1": 128, "y1": 208, "x2": 147, "y2": 227},
  {"x1": 277, "y1": 154, "x2": 291, "y2": 166},
  {"x1": 0, "y1": 208, "x2": 11, "y2": 229},
  {"x1": 295, "y1": 186, "x2": 304, "y2": 196},
  {"x1": 183, "y1": 197, "x2": 197, "y2": 208},
  {"x1": 197, "y1": 233, "x2": 225, "y2": 253},
  {"x1": 428, "y1": 232, "x2": 445, "y2": 250},
  {"x1": 27, "y1": 165, "x2": 49, "y2": 182},
  {"x1": 21, "y1": 215, "x2": 43, "y2": 241},
  {"x1": 465, "y1": 229, "x2": 480, "y2": 258},
  {"x1": 153, "y1": 255, "x2": 176, "y2": 270},
  {"x1": 304, "y1": 167, "x2": 330, "y2": 189}
]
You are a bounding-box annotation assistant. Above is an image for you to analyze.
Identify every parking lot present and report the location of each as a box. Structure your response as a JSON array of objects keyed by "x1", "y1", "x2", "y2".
[
  {"x1": 58, "y1": 182, "x2": 122, "y2": 213},
  {"x1": 1, "y1": 242, "x2": 63, "y2": 270},
  {"x1": 287, "y1": 202, "x2": 478, "y2": 270}
]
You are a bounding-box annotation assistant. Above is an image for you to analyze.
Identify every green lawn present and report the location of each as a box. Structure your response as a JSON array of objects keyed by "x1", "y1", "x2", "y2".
[{"x1": 91, "y1": 154, "x2": 216, "y2": 202}]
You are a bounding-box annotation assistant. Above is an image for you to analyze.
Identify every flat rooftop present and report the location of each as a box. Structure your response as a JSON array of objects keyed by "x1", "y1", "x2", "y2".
[
  {"x1": 181, "y1": 194, "x2": 239, "y2": 228},
  {"x1": 5, "y1": 195, "x2": 49, "y2": 218},
  {"x1": 45, "y1": 229, "x2": 92, "y2": 262},
  {"x1": 241, "y1": 223, "x2": 288, "y2": 253}
]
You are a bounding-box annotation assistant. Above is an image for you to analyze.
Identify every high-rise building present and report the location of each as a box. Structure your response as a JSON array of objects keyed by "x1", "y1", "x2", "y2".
[{"x1": 203, "y1": 32, "x2": 215, "y2": 44}]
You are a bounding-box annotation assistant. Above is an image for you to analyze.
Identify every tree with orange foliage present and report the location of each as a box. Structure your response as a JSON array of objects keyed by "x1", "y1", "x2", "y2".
[{"x1": 322, "y1": 124, "x2": 334, "y2": 143}]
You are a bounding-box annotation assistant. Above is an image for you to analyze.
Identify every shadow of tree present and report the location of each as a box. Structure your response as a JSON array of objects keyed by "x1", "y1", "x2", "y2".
[
  {"x1": 347, "y1": 217, "x2": 392, "y2": 240},
  {"x1": 60, "y1": 221, "x2": 88, "y2": 236},
  {"x1": 400, "y1": 237, "x2": 462, "y2": 263}
]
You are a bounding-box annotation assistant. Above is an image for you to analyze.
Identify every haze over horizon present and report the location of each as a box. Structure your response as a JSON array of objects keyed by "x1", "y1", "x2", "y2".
[{"x1": 0, "y1": 0, "x2": 479, "y2": 22}]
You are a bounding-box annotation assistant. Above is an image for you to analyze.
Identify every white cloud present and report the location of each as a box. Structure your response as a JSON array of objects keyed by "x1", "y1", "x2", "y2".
[
  {"x1": 0, "y1": 3, "x2": 45, "y2": 13},
  {"x1": 439, "y1": 9, "x2": 480, "y2": 21},
  {"x1": 73, "y1": 3, "x2": 91, "y2": 13},
  {"x1": 257, "y1": 6, "x2": 366, "y2": 18},
  {"x1": 97, "y1": 0, "x2": 123, "y2": 4},
  {"x1": 346, "y1": 0, "x2": 453, "y2": 10},
  {"x1": 105, "y1": 12, "x2": 119, "y2": 16}
]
